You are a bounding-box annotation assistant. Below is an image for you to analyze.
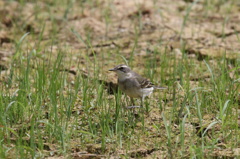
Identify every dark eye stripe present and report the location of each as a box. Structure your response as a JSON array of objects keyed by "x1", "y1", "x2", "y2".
[{"x1": 117, "y1": 66, "x2": 129, "y2": 73}]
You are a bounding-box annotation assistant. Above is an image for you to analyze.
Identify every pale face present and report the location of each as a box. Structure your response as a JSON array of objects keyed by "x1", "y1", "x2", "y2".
[
  {"x1": 109, "y1": 64, "x2": 132, "y2": 80},
  {"x1": 115, "y1": 69, "x2": 132, "y2": 79}
]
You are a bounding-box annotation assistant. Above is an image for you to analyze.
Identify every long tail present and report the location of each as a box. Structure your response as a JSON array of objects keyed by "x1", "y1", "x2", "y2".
[{"x1": 154, "y1": 86, "x2": 167, "y2": 90}]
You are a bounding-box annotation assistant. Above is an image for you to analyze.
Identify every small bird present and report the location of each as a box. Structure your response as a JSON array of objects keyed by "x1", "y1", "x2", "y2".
[{"x1": 109, "y1": 64, "x2": 167, "y2": 108}]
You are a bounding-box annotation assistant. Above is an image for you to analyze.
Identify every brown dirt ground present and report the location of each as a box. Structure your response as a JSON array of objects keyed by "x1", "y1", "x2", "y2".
[{"x1": 0, "y1": 0, "x2": 240, "y2": 158}]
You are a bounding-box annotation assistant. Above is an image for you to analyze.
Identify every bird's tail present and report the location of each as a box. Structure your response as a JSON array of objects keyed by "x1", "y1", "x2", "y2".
[{"x1": 154, "y1": 86, "x2": 167, "y2": 90}]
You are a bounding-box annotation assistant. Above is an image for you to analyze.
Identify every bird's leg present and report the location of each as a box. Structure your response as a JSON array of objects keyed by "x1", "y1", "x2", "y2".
[
  {"x1": 126, "y1": 98, "x2": 141, "y2": 109},
  {"x1": 131, "y1": 97, "x2": 135, "y2": 106},
  {"x1": 141, "y1": 97, "x2": 144, "y2": 107},
  {"x1": 142, "y1": 96, "x2": 150, "y2": 113},
  {"x1": 141, "y1": 96, "x2": 146, "y2": 111}
]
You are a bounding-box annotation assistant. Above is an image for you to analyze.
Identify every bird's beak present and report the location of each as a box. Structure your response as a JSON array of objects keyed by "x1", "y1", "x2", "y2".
[{"x1": 109, "y1": 68, "x2": 116, "y2": 71}]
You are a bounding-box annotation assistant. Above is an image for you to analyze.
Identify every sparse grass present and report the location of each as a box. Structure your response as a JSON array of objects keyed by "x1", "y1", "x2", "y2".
[{"x1": 0, "y1": 0, "x2": 239, "y2": 158}]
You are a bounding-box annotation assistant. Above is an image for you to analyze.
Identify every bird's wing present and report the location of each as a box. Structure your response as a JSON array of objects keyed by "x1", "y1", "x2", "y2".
[
  {"x1": 132, "y1": 72, "x2": 154, "y2": 88},
  {"x1": 132, "y1": 71, "x2": 167, "y2": 89}
]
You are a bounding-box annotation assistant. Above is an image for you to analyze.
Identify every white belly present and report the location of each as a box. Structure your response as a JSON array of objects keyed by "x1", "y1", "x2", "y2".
[
  {"x1": 118, "y1": 76, "x2": 154, "y2": 99},
  {"x1": 139, "y1": 87, "x2": 154, "y2": 97},
  {"x1": 120, "y1": 85, "x2": 154, "y2": 99}
]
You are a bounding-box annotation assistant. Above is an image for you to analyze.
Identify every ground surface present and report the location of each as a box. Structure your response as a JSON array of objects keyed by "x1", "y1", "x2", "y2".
[{"x1": 0, "y1": 0, "x2": 239, "y2": 158}]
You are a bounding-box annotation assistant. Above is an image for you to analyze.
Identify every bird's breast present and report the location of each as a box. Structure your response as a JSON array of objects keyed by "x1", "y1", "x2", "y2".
[{"x1": 118, "y1": 78, "x2": 143, "y2": 98}]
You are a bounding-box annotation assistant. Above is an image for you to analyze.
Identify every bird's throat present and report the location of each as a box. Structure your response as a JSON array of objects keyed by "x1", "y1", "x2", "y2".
[{"x1": 117, "y1": 72, "x2": 132, "y2": 81}]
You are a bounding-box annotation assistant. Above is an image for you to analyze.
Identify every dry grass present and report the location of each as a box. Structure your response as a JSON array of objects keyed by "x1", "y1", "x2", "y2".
[{"x1": 0, "y1": 0, "x2": 239, "y2": 158}]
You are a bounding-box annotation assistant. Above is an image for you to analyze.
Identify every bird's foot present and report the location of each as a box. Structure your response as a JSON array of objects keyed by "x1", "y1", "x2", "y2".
[{"x1": 126, "y1": 105, "x2": 142, "y2": 109}]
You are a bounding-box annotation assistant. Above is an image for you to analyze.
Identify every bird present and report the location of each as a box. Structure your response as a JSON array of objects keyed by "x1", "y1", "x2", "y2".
[{"x1": 109, "y1": 64, "x2": 167, "y2": 108}]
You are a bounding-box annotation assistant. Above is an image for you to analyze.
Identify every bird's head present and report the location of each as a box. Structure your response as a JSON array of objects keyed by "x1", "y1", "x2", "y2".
[{"x1": 109, "y1": 64, "x2": 132, "y2": 79}]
